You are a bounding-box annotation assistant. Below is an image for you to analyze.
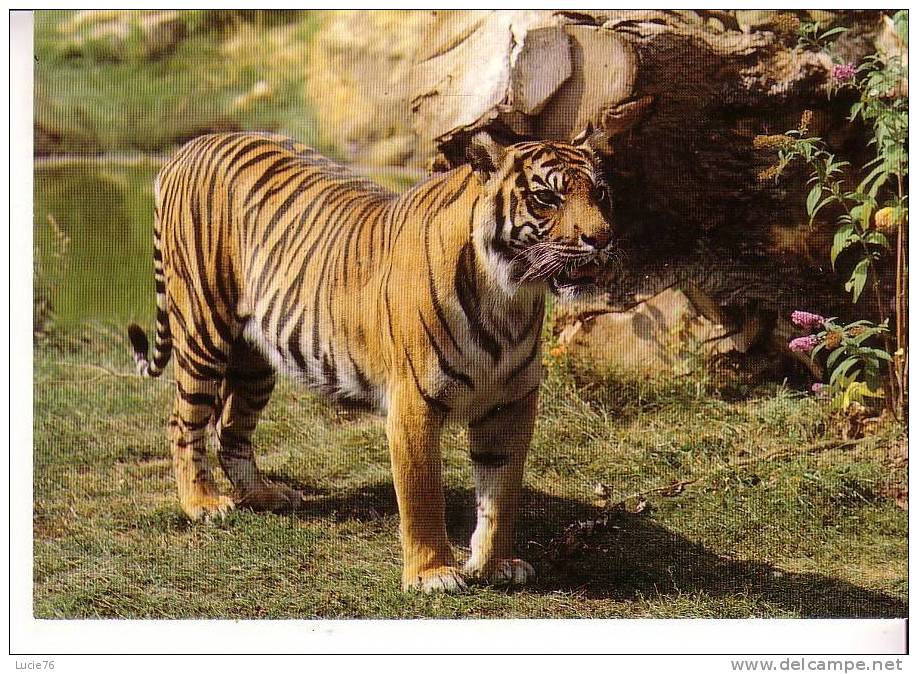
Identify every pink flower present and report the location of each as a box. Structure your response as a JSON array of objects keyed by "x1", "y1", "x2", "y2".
[
  {"x1": 791, "y1": 310, "x2": 826, "y2": 331},
  {"x1": 811, "y1": 382, "x2": 825, "y2": 393},
  {"x1": 789, "y1": 335, "x2": 819, "y2": 354},
  {"x1": 832, "y1": 63, "x2": 857, "y2": 83}
]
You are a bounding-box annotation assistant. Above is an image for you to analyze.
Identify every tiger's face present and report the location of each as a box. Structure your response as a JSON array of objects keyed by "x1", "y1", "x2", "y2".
[{"x1": 469, "y1": 132, "x2": 617, "y2": 301}]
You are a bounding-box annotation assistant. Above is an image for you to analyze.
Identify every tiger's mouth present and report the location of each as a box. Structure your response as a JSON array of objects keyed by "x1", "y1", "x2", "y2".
[
  {"x1": 548, "y1": 259, "x2": 607, "y2": 295},
  {"x1": 511, "y1": 241, "x2": 615, "y2": 296}
]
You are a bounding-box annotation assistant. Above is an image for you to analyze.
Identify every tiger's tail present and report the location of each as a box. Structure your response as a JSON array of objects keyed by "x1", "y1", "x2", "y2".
[{"x1": 128, "y1": 202, "x2": 172, "y2": 378}]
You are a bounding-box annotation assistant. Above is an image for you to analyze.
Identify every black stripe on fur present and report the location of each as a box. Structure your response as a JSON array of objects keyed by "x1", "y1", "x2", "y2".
[{"x1": 128, "y1": 323, "x2": 150, "y2": 360}]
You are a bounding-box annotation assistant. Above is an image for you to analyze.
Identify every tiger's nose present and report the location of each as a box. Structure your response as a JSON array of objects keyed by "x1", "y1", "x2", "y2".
[{"x1": 581, "y1": 232, "x2": 612, "y2": 250}]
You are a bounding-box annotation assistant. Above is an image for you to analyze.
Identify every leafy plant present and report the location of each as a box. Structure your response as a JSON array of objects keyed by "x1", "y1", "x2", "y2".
[
  {"x1": 34, "y1": 214, "x2": 70, "y2": 338},
  {"x1": 811, "y1": 318, "x2": 891, "y2": 408},
  {"x1": 758, "y1": 12, "x2": 908, "y2": 418}
]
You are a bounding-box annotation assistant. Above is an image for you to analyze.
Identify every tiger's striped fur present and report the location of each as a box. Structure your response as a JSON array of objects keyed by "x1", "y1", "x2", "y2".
[{"x1": 129, "y1": 130, "x2": 615, "y2": 592}]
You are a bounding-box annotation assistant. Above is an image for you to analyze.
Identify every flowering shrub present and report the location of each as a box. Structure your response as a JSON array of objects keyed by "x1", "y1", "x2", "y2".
[
  {"x1": 796, "y1": 313, "x2": 891, "y2": 408},
  {"x1": 757, "y1": 13, "x2": 908, "y2": 417},
  {"x1": 789, "y1": 335, "x2": 820, "y2": 354},
  {"x1": 791, "y1": 310, "x2": 827, "y2": 331},
  {"x1": 831, "y1": 62, "x2": 857, "y2": 83}
]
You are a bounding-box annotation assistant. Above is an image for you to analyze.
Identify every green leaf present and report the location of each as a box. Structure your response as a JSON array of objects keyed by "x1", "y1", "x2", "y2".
[
  {"x1": 850, "y1": 199, "x2": 876, "y2": 230},
  {"x1": 841, "y1": 380, "x2": 883, "y2": 408},
  {"x1": 811, "y1": 196, "x2": 835, "y2": 220},
  {"x1": 826, "y1": 159, "x2": 849, "y2": 176},
  {"x1": 849, "y1": 102, "x2": 864, "y2": 121},
  {"x1": 820, "y1": 26, "x2": 848, "y2": 39},
  {"x1": 844, "y1": 257, "x2": 870, "y2": 303},
  {"x1": 826, "y1": 346, "x2": 849, "y2": 370},
  {"x1": 862, "y1": 230, "x2": 889, "y2": 248},
  {"x1": 860, "y1": 347, "x2": 893, "y2": 362},
  {"x1": 829, "y1": 356, "x2": 860, "y2": 385},
  {"x1": 851, "y1": 330, "x2": 882, "y2": 346},
  {"x1": 806, "y1": 184, "x2": 822, "y2": 218},
  {"x1": 858, "y1": 163, "x2": 889, "y2": 197},
  {"x1": 831, "y1": 221, "x2": 856, "y2": 268}
]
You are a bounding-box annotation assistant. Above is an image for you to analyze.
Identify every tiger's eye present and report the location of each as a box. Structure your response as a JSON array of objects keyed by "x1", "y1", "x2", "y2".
[{"x1": 531, "y1": 190, "x2": 561, "y2": 208}]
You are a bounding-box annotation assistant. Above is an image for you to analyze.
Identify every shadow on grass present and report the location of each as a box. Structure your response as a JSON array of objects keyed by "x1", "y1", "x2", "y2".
[{"x1": 275, "y1": 478, "x2": 906, "y2": 618}]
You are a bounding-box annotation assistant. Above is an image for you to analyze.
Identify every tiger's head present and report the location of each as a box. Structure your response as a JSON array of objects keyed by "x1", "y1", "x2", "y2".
[{"x1": 468, "y1": 130, "x2": 617, "y2": 301}]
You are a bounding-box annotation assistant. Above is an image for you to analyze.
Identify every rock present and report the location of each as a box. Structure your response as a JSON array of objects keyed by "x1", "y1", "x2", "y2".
[
  {"x1": 806, "y1": 10, "x2": 841, "y2": 25},
  {"x1": 57, "y1": 10, "x2": 187, "y2": 61},
  {"x1": 510, "y1": 25, "x2": 572, "y2": 116},
  {"x1": 706, "y1": 17, "x2": 726, "y2": 33},
  {"x1": 410, "y1": 10, "x2": 555, "y2": 144},
  {"x1": 408, "y1": 10, "x2": 896, "y2": 383},
  {"x1": 531, "y1": 24, "x2": 637, "y2": 141},
  {"x1": 734, "y1": 10, "x2": 779, "y2": 33},
  {"x1": 409, "y1": 11, "x2": 645, "y2": 149},
  {"x1": 874, "y1": 13, "x2": 908, "y2": 98},
  {"x1": 230, "y1": 80, "x2": 274, "y2": 113},
  {"x1": 555, "y1": 286, "x2": 759, "y2": 374},
  {"x1": 305, "y1": 10, "x2": 438, "y2": 166}
]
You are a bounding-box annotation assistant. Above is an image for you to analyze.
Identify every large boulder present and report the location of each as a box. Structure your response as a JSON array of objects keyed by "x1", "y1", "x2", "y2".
[
  {"x1": 556, "y1": 286, "x2": 757, "y2": 373},
  {"x1": 305, "y1": 11, "x2": 438, "y2": 166}
]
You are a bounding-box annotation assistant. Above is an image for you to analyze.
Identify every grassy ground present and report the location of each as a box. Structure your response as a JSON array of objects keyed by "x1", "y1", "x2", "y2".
[{"x1": 33, "y1": 323, "x2": 907, "y2": 619}]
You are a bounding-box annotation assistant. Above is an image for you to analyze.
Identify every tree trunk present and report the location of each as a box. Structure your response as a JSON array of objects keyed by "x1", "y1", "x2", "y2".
[{"x1": 408, "y1": 9, "x2": 896, "y2": 379}]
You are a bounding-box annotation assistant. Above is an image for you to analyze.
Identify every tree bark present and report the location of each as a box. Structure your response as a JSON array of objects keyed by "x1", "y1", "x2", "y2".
[{"x1": 408, "y1": 9, "x2": 895, "y2": 378}]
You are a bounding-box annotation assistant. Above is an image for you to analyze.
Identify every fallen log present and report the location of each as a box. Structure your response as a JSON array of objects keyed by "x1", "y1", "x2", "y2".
[{"x1": 408, "y1": 9, "x2": 899, "y2": 379}]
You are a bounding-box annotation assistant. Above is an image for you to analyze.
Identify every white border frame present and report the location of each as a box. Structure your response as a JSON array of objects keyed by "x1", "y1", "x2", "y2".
[{"x1": 9, "y1": 2, "x2": 912, "y2": 659}]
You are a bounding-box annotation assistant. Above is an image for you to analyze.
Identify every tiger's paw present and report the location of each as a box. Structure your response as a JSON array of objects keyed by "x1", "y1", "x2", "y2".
[
  {"x1": 182, "y1": 493, "x2": 236, "y2": 522},
  {"x1": 235, "y1": 481, "x2": 306, "y2": 513},
  {"x1": 464, "y1": 558, "x2": 535, "y2": 587},
  {"x1": 403, "y1": 566, "x2": 468, "y2": 594}
]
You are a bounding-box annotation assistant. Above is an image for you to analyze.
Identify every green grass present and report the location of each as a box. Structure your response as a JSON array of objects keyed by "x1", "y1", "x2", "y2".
[{"x1": 33, "y1": 324, "x2": 907, "y2": 618}]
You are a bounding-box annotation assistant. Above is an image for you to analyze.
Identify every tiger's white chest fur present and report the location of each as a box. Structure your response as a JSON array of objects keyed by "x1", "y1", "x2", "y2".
[
  {"x1": 425, "y1": 290, "x2": 545, "y2": 423},
  {"x1": 432, "y1": 341, "x2": 542, "y2": 423}
]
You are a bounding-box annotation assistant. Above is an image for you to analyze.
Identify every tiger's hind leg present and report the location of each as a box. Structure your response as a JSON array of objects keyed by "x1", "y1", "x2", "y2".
[
  {"x1": 215, "y1": 339, "x2": 305, "y2": 512},
  {"x1": 170, "y1": 358, "x2": 235, "y2": 522}
]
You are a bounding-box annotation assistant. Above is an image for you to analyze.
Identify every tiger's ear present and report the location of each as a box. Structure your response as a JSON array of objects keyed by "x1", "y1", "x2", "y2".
[
  {"x1": 467, "y1": 132, "x2": 507, "y2": 183},
  {"x1": 572, "y1": 122, "x2": 612, "y2": 155}
]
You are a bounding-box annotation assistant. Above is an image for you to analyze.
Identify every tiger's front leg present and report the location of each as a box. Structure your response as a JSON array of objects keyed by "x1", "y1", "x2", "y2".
[
  {"x1": 463, "y1": 390, "x2": 538, "y2": 587},
  {"x1": 386, "y1": 385, "x2": 466, "y2": 593}
]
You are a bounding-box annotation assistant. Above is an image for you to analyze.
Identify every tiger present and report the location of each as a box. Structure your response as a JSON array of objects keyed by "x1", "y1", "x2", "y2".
[{"x1": 128, "y1": 129, "x2": 616, "y2": 593}]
